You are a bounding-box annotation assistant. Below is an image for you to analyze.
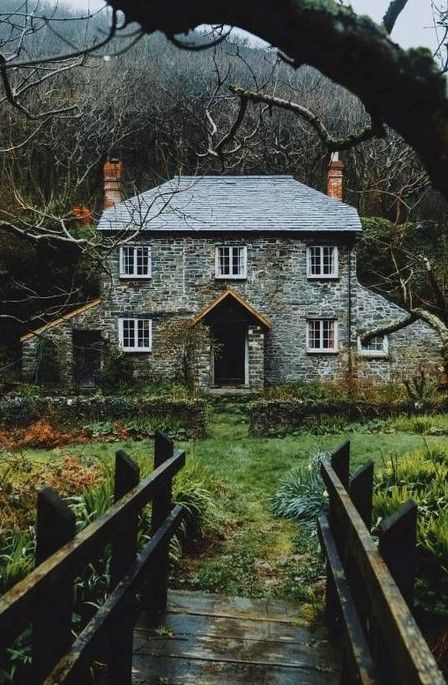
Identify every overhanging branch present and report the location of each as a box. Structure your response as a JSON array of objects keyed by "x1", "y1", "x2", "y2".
[
  {"x1": 106, "y1": 0, "x2": 448, "y2": 199},
  {"x1": 229, "y1": 85, "x2": 386, "y2": 152}
]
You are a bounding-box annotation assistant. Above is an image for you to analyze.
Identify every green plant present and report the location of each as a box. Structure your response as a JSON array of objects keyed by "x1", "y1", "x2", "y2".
[
  {"x1": 272, "y1": 453, "x2": 328, "y2": 529},
  {"x1": 34, "y1": 338, "x2": 60, "y2": 386},
  {"x1": 96, "y1": 346, "x2": 135, "y2": 392},
  {"x1": 373, "y1": 445, "x2": 448, "y2": 617}
]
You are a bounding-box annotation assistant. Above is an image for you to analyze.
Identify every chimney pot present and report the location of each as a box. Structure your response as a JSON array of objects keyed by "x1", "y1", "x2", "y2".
[
  {"x1": 103, "y1": 158, "x2": 124, "y2": 209},
  {"x1": 327, "y1": 151, "x2": 344, "y2": 201}
]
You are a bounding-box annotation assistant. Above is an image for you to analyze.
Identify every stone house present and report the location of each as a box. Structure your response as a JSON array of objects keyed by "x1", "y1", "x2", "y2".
[{"x1": 21, "y1": 158, "x2": 443, "y2": 391}]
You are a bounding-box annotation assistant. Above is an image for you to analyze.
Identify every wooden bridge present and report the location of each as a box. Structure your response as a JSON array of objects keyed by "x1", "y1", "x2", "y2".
[{"x1": 0, "y1": 432, "x2": 445, "y2": 684}]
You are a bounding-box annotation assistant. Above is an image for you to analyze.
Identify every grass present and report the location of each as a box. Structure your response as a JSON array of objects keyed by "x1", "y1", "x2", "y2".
[{"x1": 18, "y1": 408, "x2": 448, "y2": 615}]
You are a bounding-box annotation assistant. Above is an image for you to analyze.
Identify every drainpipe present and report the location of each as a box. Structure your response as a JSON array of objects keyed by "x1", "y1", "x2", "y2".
[{"x1": 348, "y1": 244, "x2": 353, "y2": 377}]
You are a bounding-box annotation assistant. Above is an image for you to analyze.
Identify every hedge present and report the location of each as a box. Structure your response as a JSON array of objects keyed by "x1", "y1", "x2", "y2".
[
  {"x1": 249, "y1": 397, "x2": 447, "y2": 436},
  {"x1": 0, "y1": 395, "x2": 207, "y2": 439}
]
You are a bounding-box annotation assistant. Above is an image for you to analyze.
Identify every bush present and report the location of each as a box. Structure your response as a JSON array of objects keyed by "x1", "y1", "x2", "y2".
[
  {"x1": 373, "y1": 445, "x2": 448, "y2": 616},
  {"x1": 34, "y1": 338, "x2": 60, "y2": 386},
  {"x1": 95, "y1": 346, "x2": 135, "y2": 392},
  {"x1": 249, "y1": 379, "x2": 447, "y2": 436},
  {"x1": 0, "y1": 394, "x2": 207, "y2": 439},
  {"x1": 272, "y1": 453, "x2": 328, "y2": 530}
]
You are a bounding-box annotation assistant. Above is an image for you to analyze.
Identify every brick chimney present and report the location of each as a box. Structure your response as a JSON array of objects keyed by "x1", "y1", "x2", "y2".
[
  {"x1": 103, "y1": 158, "x2": 124, "y2": 209},
  {"x1": 327, "y1": 151, "x2": 344, "y2": 201}
]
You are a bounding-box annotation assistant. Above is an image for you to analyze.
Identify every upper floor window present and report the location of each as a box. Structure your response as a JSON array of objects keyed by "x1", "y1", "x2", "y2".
[
  {"x1": 306, "y1": 319, "x2": 338, "y2": 353},
  {"x1": 119, "y1": 245, "x2": 151, "y2": 278},
  {"x1": 307, "y1": 246, "x2": 338, "y2": 279},
  {"x1": 358, "y1": 334, "x2": 388, "y2": 358},
  {"x1": 118, "y1": 318, "x2": 152, "y2": 352},
  {"x1": 215, "y1": 246, "x2": 247, "y2": 279}
]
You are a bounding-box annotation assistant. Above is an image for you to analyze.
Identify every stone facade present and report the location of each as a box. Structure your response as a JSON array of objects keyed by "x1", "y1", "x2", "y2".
[
  {"x1": 355, "y1": 286, "x2": 443, "y2": 381},
  {"x1": 22, "y1": 300, "x2": 103, "y2": 385},
  {"x1": 21, "y1": 230, "x2": 444, "y2": 391}
]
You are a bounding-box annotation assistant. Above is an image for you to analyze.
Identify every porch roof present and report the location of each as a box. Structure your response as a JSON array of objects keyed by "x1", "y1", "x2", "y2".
[{"x1": 192, "y1": 287, "x2": 272, "y2": 330}]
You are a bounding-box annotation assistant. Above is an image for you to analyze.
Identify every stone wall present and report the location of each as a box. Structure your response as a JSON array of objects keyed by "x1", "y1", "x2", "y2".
[
  {"x1": 22, "y1": 303, "x2": 103, "y2": 384},
  {"x1": 21, "y1": 234, "x2": 445, "y2": 388},
  {"x1": 356, "y1": 286, "x2": 443, "y2": 381},
  {"x1": 99, "y1": 233, "x2": 359, "y2": 386}
]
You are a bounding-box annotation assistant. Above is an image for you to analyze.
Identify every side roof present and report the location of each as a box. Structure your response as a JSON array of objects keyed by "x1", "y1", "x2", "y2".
[
  {"x1": 20, "y1": 298, "x2": 102, "y2": 343},
  {"x1": 97, "y1": 175, "x2": 362, "y2": 233}
]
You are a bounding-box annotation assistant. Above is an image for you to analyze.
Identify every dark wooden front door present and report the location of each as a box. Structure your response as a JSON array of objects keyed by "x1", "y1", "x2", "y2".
[
  {"x1": 213, "y1": 322, "x2": 246, "y2": 386},
  {"x1": 73, "y1": 330, "x2": 101, "y2": 388}
]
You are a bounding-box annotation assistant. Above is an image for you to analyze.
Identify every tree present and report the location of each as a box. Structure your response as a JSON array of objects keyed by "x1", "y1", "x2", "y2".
[{"x1": 102, "y1": 0, "x2": 448, "y2": 200}]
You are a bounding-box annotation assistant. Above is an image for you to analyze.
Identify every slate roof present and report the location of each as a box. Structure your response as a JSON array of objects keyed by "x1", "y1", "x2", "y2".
[{"x1": 97, "y1": 175, "x2": 362, "y2": 233}]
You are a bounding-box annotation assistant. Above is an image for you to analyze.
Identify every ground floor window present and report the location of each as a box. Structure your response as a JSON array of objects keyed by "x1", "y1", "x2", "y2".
[
  {"x1": 118, "y1": 318, "x2": 152, "y2": 352},
  {"x1": 306, "y1": 319, "x2": 338, "y2": 352},
  {"x1": 358, "y1": 334, "x2": 388, "y2": 357}
]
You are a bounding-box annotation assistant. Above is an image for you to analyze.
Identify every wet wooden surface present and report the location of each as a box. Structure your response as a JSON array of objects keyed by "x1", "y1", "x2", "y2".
[{"x1": 132, "y1": 590, "x2": 339, "y2": 684}]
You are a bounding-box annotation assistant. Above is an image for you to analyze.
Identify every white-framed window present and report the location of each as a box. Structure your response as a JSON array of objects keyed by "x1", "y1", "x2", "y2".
[
  {"x1": 306, "y1": 319, "x2": 338, "y2": 353},
  {"x1": 358, "y1": 334, "x2": 389, "y2": 358},
  {"x1": 307, "y1": 246, "x2": 338, "y2": 279},
  {"x1": 215, "y1": 245, "x2": 247, "y2": 279},
  {"x1": 119, "y1": 245, "x2": 151, "y2": 278},
  {"x1": 118, "y1": 318, "x2": 152, "y2": 352}
]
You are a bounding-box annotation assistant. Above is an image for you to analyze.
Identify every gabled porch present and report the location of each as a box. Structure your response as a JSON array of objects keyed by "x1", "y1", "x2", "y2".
[{"x1": 192, "y1": 287, "x2": 272, "y2": 392}]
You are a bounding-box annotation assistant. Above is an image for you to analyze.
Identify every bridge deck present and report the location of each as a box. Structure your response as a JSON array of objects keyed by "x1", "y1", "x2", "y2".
[{"x1": 132, "y1": 590, "x2": 339, "y2": 684}]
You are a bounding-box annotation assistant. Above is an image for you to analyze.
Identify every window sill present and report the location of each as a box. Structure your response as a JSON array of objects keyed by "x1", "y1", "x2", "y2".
[
  {"x1": 306, "y1": 349, "x2": 339, "y2": 355},
  {"x1": 358, "y1": 352, "x2": 389, "y2": 360},
  {"x1": 215, "y1": 275, "x2": 247, "y2": 280},
  {"x1": 119, "y1": 348, "x2": 152, "y2": 353},
  {"x1": 306, "y1": 274, "x2": 339, "y2": 280},
  {"x1": 119, "y1": 275, "x2": 152, "y2": 280}
]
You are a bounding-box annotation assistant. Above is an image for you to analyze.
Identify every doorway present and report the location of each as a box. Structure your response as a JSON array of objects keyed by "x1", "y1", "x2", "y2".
[
  {"x1": 213, "y1": 322, "x2": 247, "y2": 386},
  {"x1": 73, "y1": 330, "x2": 101, "y2": 388}
]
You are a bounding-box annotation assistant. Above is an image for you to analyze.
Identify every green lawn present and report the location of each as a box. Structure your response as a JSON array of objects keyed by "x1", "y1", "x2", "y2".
[{"x1": 22, "y1": 408, "x2": 447, "y2": 611}]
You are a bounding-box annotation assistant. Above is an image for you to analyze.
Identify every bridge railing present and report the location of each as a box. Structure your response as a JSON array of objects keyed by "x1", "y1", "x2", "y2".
[
  {"x1": 318, "y1": 441, "x2": 445, "y2": 685},
  {"x1": 0, "y1": 429, "x2": 185, "y2": 685}
]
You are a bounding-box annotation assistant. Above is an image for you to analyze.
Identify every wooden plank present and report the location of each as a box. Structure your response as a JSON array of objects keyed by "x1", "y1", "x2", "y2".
[
  {"x1": 108, "y1": 451, "x2": 140, "y2": 685},
  {"x1": 318, "y1": 515, "x2": 377, "y2": 685},
  {"x1": 44, "y1": 505, "x2": 184, "y2": 685},
  {"x1": 165, "y1": 590, "x2": 302, "y2": 621},
  {"x1": 146, "y1": 430, "x2": 174, "y2": 616},
  {"x1": 378, "y1": 500, "x2": 417, "y2": 608},
  {"x1": 321, "y1": 461, "x2": 445, "y2": 685},
  {"x1": 330, "y1": 441, "x2": 350, "y2": 490},
  {"x1": 0, "y1": 450, "x2": 185, "y2": 650},
  {"x1": 32, "y1": 487, "x2": 76, "y2": 682},
  {"x1": 133, "y1": 633, "x2": 332, "y2": 671},
  {"x1": 349, "y1": 461, "x2": 374, "y2": 530},
  {"x1": 132, "y1": 652, "x2": 337, "y2": 685},
  {"x1": 135, "y1": 612, "x2": 322, "y2": 644}
]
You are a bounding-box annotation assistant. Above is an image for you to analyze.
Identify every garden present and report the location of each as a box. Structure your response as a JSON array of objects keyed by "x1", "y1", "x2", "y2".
[{"x1": 0, "y1": 374, "x2": 448, "y2": 680}]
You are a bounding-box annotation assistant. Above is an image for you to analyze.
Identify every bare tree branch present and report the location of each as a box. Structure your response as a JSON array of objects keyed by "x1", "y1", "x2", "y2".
[
  {"x1": 229, "y1": 85, "x2": 386, "y2": 152},
  {"x1": 105, "y1": 0, "x2": 448, "y2": 199},
  {"x1": 383, "y1": 0, "x2": 410, "y2": 34}
]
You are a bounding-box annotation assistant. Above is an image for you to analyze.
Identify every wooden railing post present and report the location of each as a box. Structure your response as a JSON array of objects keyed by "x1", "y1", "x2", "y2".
[
  {"x1": 142, "y1": 430, "x2": 174, "y2": 619},
  {"x1": 349, "y1": 461, "x2": 374, "y2": 531},
  {"x1": 379, "y1": 500, "x2": 417, "y2": 608},
  {"x1": 32, "y1": 487, "x2": 76, "y2": 683},
  {"x1": 331, "y1": 441, "x2": 350, "y2": 490},
  {"x1": 107, "y1": 451, "x2": 140, "y2": 685}
]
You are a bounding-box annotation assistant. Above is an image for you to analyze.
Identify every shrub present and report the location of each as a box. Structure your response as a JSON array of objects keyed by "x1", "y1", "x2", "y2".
[
  {"x1": 373, "y1": 445, "x2": 448, "y2": 616},
  {"x1": 0, "y1": 395, "x2": 207, "y2": 439},
  {"x1": 34, "y1": 338, "x2": 60, "y2": 386},
  {"x1": 272, "y1": 453, "x2": 328, "y2": 530},
  {"x1": 96, "y1": 346, "x2": 135, "y2": 392},
  {"x1": 249, "y1": 381, "x2": 447, "y2": 436}
]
